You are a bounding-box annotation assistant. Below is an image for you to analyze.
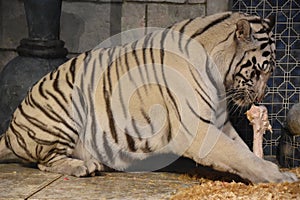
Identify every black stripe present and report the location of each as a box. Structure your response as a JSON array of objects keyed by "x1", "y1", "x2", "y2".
[
  {"x1": 52, "y1": 126, "x2": 77, "y2": 144},
  {"x1": 116, "y1": 51, "x2": 128, "y2": 119},
  {"x1": 9, "y1": 122, "x2": 36, "y2": 160},
  {"x1": 140, "y1": 108, "x2": 154, "y2": 134},
  {"x1": 262, "y1": 51, "x2": 271, "y2": 57},
  {"x1": 179, "y1": 18, "x2": 194, "y2": 52},
  {"x1": 106, "y1": 65, "x2": 113, "y2": 95},
  {"x1": 124, "y1": 46, "x2": 133, "y2": 81},
  {"x1": 191, "y1": 13, "x2": 231, "y2": 39},
  {"x1": 42, "y1": 150, "x2": 66, "y2": 163},
  {"x1": 159, "y1": 29, "x2": 181, "y2": 121},
  {"x1": 235, "y1": 73, "x2": 250, "y2": 83},
  {"x1": 260, "y1": 42, "x2": 268, "y2": 50},
  {"x1": 131, "y1": 41, "x2": 140, "y2": 65},
  {"x1": 108, "y1": 47, "x2": 116, "y2": 66},
  {"x1": 235, "y1": 50, "x2": 249, "y2": 68},
  {"x1": 165, "y1": 87, "x2": 181, "y2": 121},
  {"x1": 140, "y1": 109, "x2": 151, "y2": 123},
  {"x1": 149, "y1": 47, "x2": 155, "y2": 66},
  {"x1": 45, "y1": 90, "x2": 71, "y2": 120},
  {"x1": 27, "y1": 129, "x2": 73, "y2": 147},
  {"x1": 69, "y1": 57, "x2": 77, "y2": 84},
  {"x1": 66, "y1": 74, "x2": 74, "y2": 89},
  {"x1": 141, "y1": 140, "x2": 152, "y2": 153},
  {"x1": 187, "y1": 100, "x2": 213, "y2": 124},
  {"x1": 4, "y1": 134, "x2": 12, "y2": 150},
  {"x1": 98, "y1": 48, "x2": 105, "y2": 70},
  {"x1": 149, "y1": 36, "x2": 164, "y2": 96},
  {"x1": 205, "y1": 58, "x2": 220, "y2": 96},
  {"x1": 103, "y1": 86, "x2": 118, "y2": 144},
  {"x1": 28, "y1": 92, "x2": 79, "y2": 136},
  {"x1": 160, "y1": 29, "x2": 174, "y2": 103},
  {"x1": 44, "y1": 148, "x2": 68, "y2": 158},
  {"x1": 218, "y1": 31, "x2": 235, "y2": 46},
  {"x1": 189, "y1": 67, "x2": 213, "y2": 104},
  {"x1": 165, "y1": 107, "x2": 172, "y2": 143},
  {"x1": 38, "y1": 78, "x2": 48, "y2": 100},
  {"x1": 53, "y1": 70, "x2": 68, "y2": 103},
  {"x1": 248, "y1": 18, "x2": 263, "y2": 24},
  {"x1": 35, "y1": 145, "x2": 43, "y2": 159},
  {"x1": 84, "y1": 51, "x2": 89, "y2": 60},
  {"x1": 125, "y1": 129, "x2": 137, "y2": 152},
  {"x1": 224, "y1": 51, "x2": 236, "y2": 86},
  {"x1": 49, "y1": 71, "x2": 55, "y2": 80},
  {"x1": 114, "y1": 49, "x2": 127, "y2": 119},
  {"x1": 114, "y1": 50, "x2": 121, "y2": 81},
  {"x1": 160, "y1": 29, "x2": 168, "y2": 65},
  {"x1": 195, "y1": 89, "x2": 216, "y2": 113},
  {"x1": 179, "y1": 18, "x2": 194, "y2": 33},
  {"x1": 16, "y1": 104, "x2": 76, "y2": 146},
  {"x1": 258, "y1": 60, "x2": 270, "y2": 71},
  {"x1": 132, "y1": 41, "x2": 146, "y2": 84},
  {"x1": 107, "y1": 47, "x2": 117, "y2": 94},
  {"x1": 256, "y1": 28, "x2": 267, "y2": 34},
  {"x1": 26, "y1": 94, "x2": 60, "y2": 123},
  {"x1": 124, "y1": 44, "x2": 143, "y2": 101},
  {"x1": 142, "y1": 33, "x2": 152, "y2": 83},
  {"x1": 82, "y1": 51, "x2": 92, "y2": 78},
  {"x1": 255, "y1": 37, "x2": 269, "y2": 42},
  {"x1": 240, "y1": 60, "x2": 252, "y2": 69},
  {"x1": 131, "y1": 117, "x2": 142, "y2": 140}
]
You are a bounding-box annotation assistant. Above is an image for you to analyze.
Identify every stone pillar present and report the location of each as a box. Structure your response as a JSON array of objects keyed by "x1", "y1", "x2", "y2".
[{"x1": 0, "y1": 0, "x2": 68, "y2": 134}]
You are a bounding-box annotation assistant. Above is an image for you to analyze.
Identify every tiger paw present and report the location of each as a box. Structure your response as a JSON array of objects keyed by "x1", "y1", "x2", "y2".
[
  {"x1": 38, "y1": 158, "x2": 105, "y2": 177},
  {"x1": 72, "y1": 159, "x2": 105, "y2": 177}
]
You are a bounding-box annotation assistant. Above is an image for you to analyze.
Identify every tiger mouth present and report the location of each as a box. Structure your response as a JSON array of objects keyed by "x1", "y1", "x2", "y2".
[
  {"x1": 229, "y1": 91, "x2": 257, "y2": 107},
  {"x1": 232, "y1": 98, "x2": 253, "y2": 107}
]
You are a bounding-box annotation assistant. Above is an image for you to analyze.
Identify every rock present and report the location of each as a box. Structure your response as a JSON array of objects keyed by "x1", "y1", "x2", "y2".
[
  {"x1": 287, "y1": 103, "x2": 300, "y2": 136},
  {"x1": 246, "y1": 104, "x2": 272, "y2": 158}
]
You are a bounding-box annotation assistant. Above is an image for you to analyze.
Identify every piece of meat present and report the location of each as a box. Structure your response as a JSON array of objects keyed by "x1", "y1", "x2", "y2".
[{"x1": 246, "y1": 105, "x2": 272, "y2": 158}]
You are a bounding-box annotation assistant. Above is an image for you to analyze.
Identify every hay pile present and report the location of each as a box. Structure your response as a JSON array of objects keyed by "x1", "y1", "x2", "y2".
[{"x1": 171, "y1": 168, "x2": 300, "y2": 200}]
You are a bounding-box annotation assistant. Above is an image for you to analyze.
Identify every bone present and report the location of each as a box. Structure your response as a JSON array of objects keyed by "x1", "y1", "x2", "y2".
[{"x1": 246, "y1": 105, "x2": 272, "y2": 158}]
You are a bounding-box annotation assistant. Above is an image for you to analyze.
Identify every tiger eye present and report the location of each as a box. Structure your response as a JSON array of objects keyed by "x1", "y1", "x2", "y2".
[{"x1": 252, "y1": 57, "x2": 257, "y2": 64}]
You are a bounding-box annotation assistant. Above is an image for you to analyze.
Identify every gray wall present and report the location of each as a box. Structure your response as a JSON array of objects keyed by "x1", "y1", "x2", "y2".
[{"x1": 0, "y1": 0, "x2": 230, "y2": 72}]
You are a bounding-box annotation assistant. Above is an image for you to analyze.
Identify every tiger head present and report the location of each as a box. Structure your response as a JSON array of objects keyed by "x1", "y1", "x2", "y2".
[{"x1": 225, "y1": 15, "x2": 276, "y2": 107}]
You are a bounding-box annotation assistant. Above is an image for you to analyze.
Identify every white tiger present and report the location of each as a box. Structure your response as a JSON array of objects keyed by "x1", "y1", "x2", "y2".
[{"x1": 0, "y1": 12, "x2": 298, "y2": 183}]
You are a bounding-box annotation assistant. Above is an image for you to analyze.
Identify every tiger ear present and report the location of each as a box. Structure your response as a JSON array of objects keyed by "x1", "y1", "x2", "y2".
[
  {"x1": 266, "y1": 15, "x2": 275, "y2": 29},
  {"x1": 236, "y1": 19, "x2": 251, "y2": 41}
]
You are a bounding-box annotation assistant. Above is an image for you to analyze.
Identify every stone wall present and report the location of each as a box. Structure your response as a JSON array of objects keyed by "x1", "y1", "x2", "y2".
[{"x1": 0, "y1": 0, "x2": 230, "y2": 72}]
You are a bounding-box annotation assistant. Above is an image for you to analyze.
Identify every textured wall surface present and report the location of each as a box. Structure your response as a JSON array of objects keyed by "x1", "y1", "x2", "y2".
[{"x1": 0, "y1": 0, "x2": 230, "y2": 72}]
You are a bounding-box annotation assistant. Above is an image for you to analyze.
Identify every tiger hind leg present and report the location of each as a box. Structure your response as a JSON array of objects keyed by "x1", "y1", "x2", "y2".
[
  {"x1": 38, "y1": 156, "x2": 105, "y2": 177},
  {"x1": 0, "y1": 134, "x2": 22, "y2": 163}
]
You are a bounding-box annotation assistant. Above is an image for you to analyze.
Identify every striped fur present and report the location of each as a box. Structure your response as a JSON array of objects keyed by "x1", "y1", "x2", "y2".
[{"x1": 0, "y1": 12, "x2": 298, "y2": 183}]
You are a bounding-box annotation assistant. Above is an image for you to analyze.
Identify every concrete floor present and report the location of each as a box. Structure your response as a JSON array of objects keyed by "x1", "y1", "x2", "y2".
[{"x1": 0, "y1": 163, "x2": 199, "y2": 200}]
